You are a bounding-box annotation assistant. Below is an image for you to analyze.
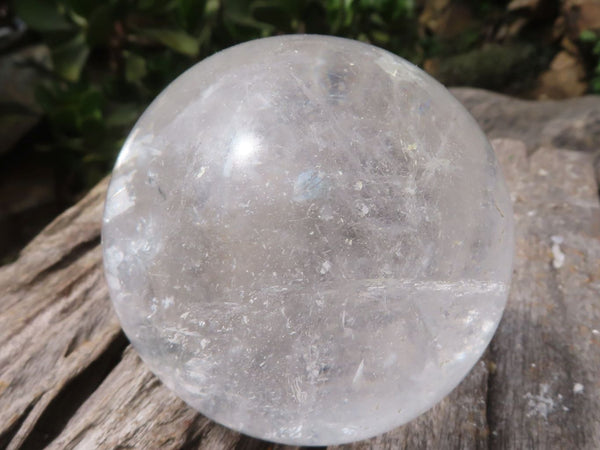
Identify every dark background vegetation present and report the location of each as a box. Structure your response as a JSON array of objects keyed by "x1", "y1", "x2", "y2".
[{"x1": 1, "y1": 0, "x2": 600, "y2": 262}]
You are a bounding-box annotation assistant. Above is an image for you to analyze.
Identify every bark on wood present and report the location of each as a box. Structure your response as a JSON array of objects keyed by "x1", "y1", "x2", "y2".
[{"x1": 1, "y1": 137, "x2": 599, "y2": 449}]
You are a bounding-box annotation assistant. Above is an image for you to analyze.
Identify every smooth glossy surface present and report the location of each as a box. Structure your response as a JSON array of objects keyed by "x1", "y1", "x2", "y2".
[{"x1": 102, "y1": 35, "x2": 513, "y2": 445}]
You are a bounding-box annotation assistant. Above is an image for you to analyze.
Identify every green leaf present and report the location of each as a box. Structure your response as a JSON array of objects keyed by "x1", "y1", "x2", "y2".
[
  {"x1": 251, "y1": 3, "x2": 292, "y2": 31},
  {"x1": 106, "y1": 104, "x2": 140, "y2": 128},
  {"x1": 86, "y1": 4, "x2": 114, "y2": 46},
  {"x1": 224, "y1": 12, "x2": 275, "y2": 35},
  {"x1": 50, "y1": 106, "x2": 80, "y2": 132},
  {"x1": 223, "y1": 0, "x2": 276, "y2": 34},
  {"x1": 252, "y1": 0, "x2": 302, "y2": 16},
  {"x1": 15, "y1": 0, "x2": 74, "y2": 32},
  {"x1": 58, "y1": 136, "x2": 86, "y2": 152},
  {"x1": 580, "y1": 29, "x2": 597, "y2": 43},
  {"x1": 371, "y1": 29, "x2": 390, "y2": 44},
  {"x1": 78, "y1": 88, "x2": 104, "y2": 116},
  {"x1": 205, "y1": 0, "x2": 220, "y2": 15},
  {"x1": 140, "y1": 29, "x2": 200, "y2": 57},
  {"x1": 64, "y1": 0, "x2": 98, "y2": 18},
  {"x1": 369, "y1": 12, "x2": 386, "y2": 27},
  {"x1": 51, "y1": 33, "x2": 90, "y2": 82},
  {"x1": 177, "y1": 0, "x2": 207, "y2": 31},
  {"x1": 81, "y1": 115, "x2": 105, "y2": 140},
  {"x1": 82, "y1": 152, "x2": 111, "y2": 163},
  {"x1": 124, "y1": 51, "x2": 147, "y2": 83}
]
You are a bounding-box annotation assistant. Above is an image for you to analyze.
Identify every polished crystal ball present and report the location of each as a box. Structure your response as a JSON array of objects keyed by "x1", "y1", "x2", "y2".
[{"x1": 102, "y1": 35, "x2": 514, "y2": 445}]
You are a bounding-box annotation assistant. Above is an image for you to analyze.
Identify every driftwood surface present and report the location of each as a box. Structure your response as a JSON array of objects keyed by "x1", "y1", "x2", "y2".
[{"x1": 1, "y1": 91, "x2": 600, "y2": 449}]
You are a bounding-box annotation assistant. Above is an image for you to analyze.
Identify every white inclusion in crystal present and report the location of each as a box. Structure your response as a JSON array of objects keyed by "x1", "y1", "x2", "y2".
[
  {"x1": 573, "y1": 383, "x2": 584, "y2": 394},
  {"x1": 342, "y1": 427, "x2": 358, "y2": 437},
  {"x1": 115, "y1": 127, "x2": 140, "y2": 166},
  {"x1": 463, "y1": 310, "x2": 478, "y2": 325},
  {"x1": 184, "y1": 358, "x2": 210, "y2": 384},
  {"x1": 453, "y1": 351, "x2": 467, "y2": 362},
  {"x1": 291, "y1": 376, "x2": 308, "y2": 403},
  {"x1": 409, "y1": 279, "x2": 504, "y2": 296},
  {"x1": 104, "y1": 246, "x2": 124, "y2": 273},
  {"x1": 352, "y1": 359, "x2": 365, "y2": 385},
  {"x1": 104, "y1": 172, "x2": 136, "y2": 222},
  {"x1": 223, "y1": 132, "x2": 261, "y2": 177},
  {"x1": 375, "y1": 54, "x2": 402, "y2": 78},
  {"x1": 383, "y1": 353, "x2": 397, "y2": 368},
  {"x1": 128, "y1": 238, "x2": 150, "y2": 255},
  {"x1": 105, "y1": 273, "x2": 121, "y2": 291},
  {"x1": 318, "y1": 205, "x2": 334, "y2": 221},
  {"x1": 423, "y1": 157, "x2": 451, "y2": 175},
  {"x1": 117, "y1": 132, "x2": 161, "y2": 169},
  {"x1": 280, "y1": 424, "x2": 304, "y2": 439},
  {"x1": 320, "y1": 260, "x2": 332, "y2": 274},
  {"x1": 481, "y1": 320, "x2": 496, "y2": 333},
  {"x1": 357, "y1": 203, "x2": 369, "y2": 217},
  {"x1": 200, "y1": 82, "x2": 219, "y2": 101},
  {"x1": 375, "y1": 53, "x2": 425, "y2": 87}
]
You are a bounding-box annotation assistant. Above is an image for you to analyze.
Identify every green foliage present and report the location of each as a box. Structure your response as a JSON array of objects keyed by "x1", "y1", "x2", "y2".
[
  {"x1": 13, "y1": 0, "x2": 418, "y2": 189},
  {"x1": 580, "y1": 29, "x2": 600, "y2": 93},
  {"x1": 15, "y1": 0, "x2": 74, "y2": 32}
]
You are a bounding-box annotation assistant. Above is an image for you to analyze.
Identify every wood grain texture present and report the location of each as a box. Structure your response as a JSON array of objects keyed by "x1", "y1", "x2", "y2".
[
  {"x1": 487, "y1": 140, "x2": 600, "y2": 449},
  {"x1": 1, "y1": 136, "x2": 599, "y2": 449}
]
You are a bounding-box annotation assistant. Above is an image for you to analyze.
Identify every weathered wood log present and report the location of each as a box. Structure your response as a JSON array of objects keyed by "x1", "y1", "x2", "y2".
[
  {"x1": 1, "y1": 130, "x2": 599, "y2": 447},
  {"x1": 450, "y1": 88, "x2": 600, "y2": 154}
]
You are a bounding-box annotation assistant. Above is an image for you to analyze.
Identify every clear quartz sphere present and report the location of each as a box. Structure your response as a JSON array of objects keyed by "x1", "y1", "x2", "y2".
[{"x1": 102, "y1": 35, "x2": 513, "y2": 446}]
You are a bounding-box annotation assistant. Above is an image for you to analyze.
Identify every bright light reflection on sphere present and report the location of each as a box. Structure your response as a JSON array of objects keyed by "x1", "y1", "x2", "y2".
[{"x1": 102, "y1": 35, "x2": 514, "y2": 446}]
